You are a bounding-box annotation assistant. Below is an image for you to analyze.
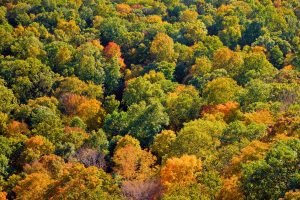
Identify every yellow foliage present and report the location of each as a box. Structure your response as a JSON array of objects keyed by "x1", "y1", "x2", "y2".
[
  {"x1": 146, "y1": 15, "x2": 163, "y2": 23},
  {"x1": 116, "y1": 4, "x2": 131, "y2": 14},
  {"x1": 216, "y1": 176, "x2": 244, "y2": 200},
  {"x1": 180, "y1": 10, "x2": 198, "y2": 22},
  {"x1": 244, "y1": 109, "x2": 274, "y2": 125},
  {"x1": 282, "y1": 190, "x2": 300, "y2": 200},
  {"x1": 14, "y1": 173, "x2": 54, "y2": 200},
  {"x1": 282, "y1": 65, "x2": 295, "y2": 71},
  {"x1": 160, "y1": 155, "x2": 202, "y2": 187},
  {"x1": 113, "y1": 144, "x2": 157, "y2": 180},
  {"x1": 57, "y1": 19, "x2": 80, "y2": 35},
  {"x1": 225, "y1": 140, "x2": 269, "y2": 175}
]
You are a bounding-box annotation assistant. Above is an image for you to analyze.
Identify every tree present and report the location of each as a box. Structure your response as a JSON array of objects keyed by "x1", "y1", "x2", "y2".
[
  {"x1": 240, "y1": 79, "x2": 271, "y2": 108},
  {"x1": 104, "y1": 41, "x2": 125, "y2": 70},
  {"x1": 218, "y1": 16, "x2": 242, "y2": 48},
  {"x1": 121, "y1": 179, "x2": 162, "y2": 200},
  {"x1": 169, "y1": 119, "x2": 226, "y2": 166},
  {"x1": 10, "y1": 35, "x2": 45, "y2": 59},
  {"x1": 13, "y1": 172, "x2": 54, "y2": 200},
  {"x1": 166, "y1": 85, "x2": 202, "y2": 130},
  {"x1": 212, "y1": 47, "x2": 243, "y2": 78},
  {"x1": 123, "y1": 76, "x2": 165, "y2": 106},
  {"x1": 160, "y1": 155, "x2": 202, "y2": 187},
  {"x1": 241, "y1": 139, "x2": 300, "y2": 199},
  {"x1": 189, "y1": 56, "x2": 212, "y2": 77},
  {"x1": 59, "y1": 93, "x2": 106, "y2": 130},
  {"x1": 151, "y1": 130, "x2": 176, "y2": 160},
  {"x1": 144, "y1": 62, "x2": 176, "y2": 80},
  {"x1": 150, "y1": 33, "x2": 175, "y2": 62},
  {"x1": 45, "y1": 41, "x2": 75, "y2": 76},
  {"x1": 238, "y1": 52, "x2": 277, "y2": 85},
  {"x1": 104, "y1": 57, "x2": 123, "y2": 95},
  {"x1": 30, "y1": 106, "x2": 64, "y2": 144},
  {"x1": 113, "y1": 141, "x2": 156, "y2": 180},
  {"x1": 15, "y1": 154, "x2": 121, "y2": 199},
  {"x1": 54, "y1": 19, "x2": 80, "y2": 43},
  {"x1": 203, "y1": 77, "x2": 243, "y2": 105},
  {"x1": 73, "y1": 42, "x2": 105, "y2": 85},
  {"x1": 21, "y1": 135, "x2": 55, "y2": 164},
  {"x1": 0, "y1": 83, "x2": 17, "y2": 113},
  {"x1": 269, "y1": 45, "x2": 284, "y2": 69},
  {"x1": 0, "y1": 58, "x2": 55, "y2": 102},
  {"x1": 216, "y1": 176, "x2": 244, "y2": 200},
  {"x1": 54, "y1": 77, "x2": 103, "y2": 100},
  {"x1": 125, "y1": 101, "x2": 169, "y2": 146}
]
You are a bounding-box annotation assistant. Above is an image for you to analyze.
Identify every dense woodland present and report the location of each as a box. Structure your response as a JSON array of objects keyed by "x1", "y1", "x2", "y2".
[{"x1": 0, "y1": 0, "x2": 299, "y2": 199}]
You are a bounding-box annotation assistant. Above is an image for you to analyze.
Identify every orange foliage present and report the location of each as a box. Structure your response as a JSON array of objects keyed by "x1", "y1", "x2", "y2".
[
  {"x1": 201, "y1": 101, "x2": 239, "y2": 121},
  {"x1": 76, "y1": 99, "x2": 101, "y2": 121},
  {"x1": 13, "y1": 173, "x2": 54, "y2": 200},
  {"x1": 251, "y1": 46, "x2": 267, "y2": 54},
  {"x1": 60, "y1": 93, "x2": 87, "y2": 115},
  {"x1": 23, "y1": 154, "x2": 65, "y2": 176},
  {"x1": 60, "y1": 94, "x2": 105, "y2": 126},
  {"x1": 282, "y1": 65, "x2": 295, "y2": 71},
  {"x1": 0, "y1": 192, "x2": 7, "y2": 200},
  {"x1": 216, "y1": 176, "x2": 244, "y2": 200},
  {"x1": 282, "y1": 190, "x2": 300, "y2": 200},
  {"x1": 25, "y1": 136, "x2": 54, "y2": 150},
  {"x1": 6, "y1": 120, "x2": 29, "y2": 137},
  {"x1": 225, "y1": 141, "x2": 270, "y2": 175},
  {"x1": 217, "y1": 4, "x2": 234, "y2": 15},
  {"x1": 160, "y1": 155, "x2": 202, "y2": 187},
  {"x1": 104, "y1": 42, "x2": 122, "y2": 58},
  {"x1": 113, "y1": 144, "x2": 156, "y2": 180},
  {"x1": 116, "y1": 4, "x2": 131, "y2": 14},
  {"x1": 115, "y1": 135, "x2": 140, "y2": 150},
  {"x1": 90, "y1": 39, "x2": 104, "y2": 50},
  {"x1": 244, "y1": 109, "x2": 274, "y2": 125},
  {"x1": 22, "y1": 136, "x2": 55, "y2": 163},
  {"x1": 104, "y1": 42, "x2": 126, "y2": 69}
]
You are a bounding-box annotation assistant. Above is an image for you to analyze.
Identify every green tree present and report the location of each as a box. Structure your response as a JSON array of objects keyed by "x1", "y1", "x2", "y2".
[
  {"x1": 169, "y1": 119, "x2": 226, "y2": 166},
  {"x1": 203, "y1": 77, "x2": 243, "y2": 105},
  {"x1": 241, "y1": 139, "x2": 300, "y2": 199},
  {"x1": 0, "y1": 58, "x2": 55, "y2": 102},
  {"x1": 166, "y1": 85, "x2": 202, "y2": 130},
  {"x1": 0, "y1": 82, "x2": 17, "y2": 113},
  {"x1": 123, "y1": 76, "x2": 165, "y2": 106}
]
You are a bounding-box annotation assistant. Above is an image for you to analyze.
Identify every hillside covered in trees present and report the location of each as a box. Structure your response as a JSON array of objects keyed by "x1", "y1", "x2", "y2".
[{"x1": 0, "y1": 0, "x2": 300, "y2": 199}]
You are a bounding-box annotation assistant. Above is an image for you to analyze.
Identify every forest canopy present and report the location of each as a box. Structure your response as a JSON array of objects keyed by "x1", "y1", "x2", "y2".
[{"x1": 0, "y1": 0, "x2": 299, "y2": 199}]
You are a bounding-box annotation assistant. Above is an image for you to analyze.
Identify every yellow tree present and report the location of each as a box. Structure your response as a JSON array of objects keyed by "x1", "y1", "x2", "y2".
[
  {"x1": 151, "y1": 130, "x2": 176, "y2": 159},
  {"x1": 13, "y1": 173, "x2": 54, "y2": 200},
  {"x1": 160, "y1": 155, "x2": 202, "y2": 187},
  {"x1": 113, "y1": 137, "x2": 157, "y2": 180},
  {"x1": 150, "y1": 33, "x2": 175, "y2": 62},
  {"x1": 21, "y1": 136, "x2": 55, "y2": 164}
]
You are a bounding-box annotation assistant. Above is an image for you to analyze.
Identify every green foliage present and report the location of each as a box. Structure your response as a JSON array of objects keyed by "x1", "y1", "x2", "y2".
[
  {"x1": 123, "y1": 76, "x2": 165, "y2": 106},
  {"x1": 0, "y1": 0, "x2": 298, "y2": 198},
  {"x1": 169, "y1": 119, "x2": 226, "y2": 165},
  {"x1": 203, "y1": 77, "x2": 243, "y2": 104},
  {"x1": 241, "y1": 139, "x2": 300, "y2": 199},
  {"x1": 0, "y1": 82, "x2": 17, "y2": 113},
  {"x1": 0, "y1": 58, "x2": 55, "y2": 102}
]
